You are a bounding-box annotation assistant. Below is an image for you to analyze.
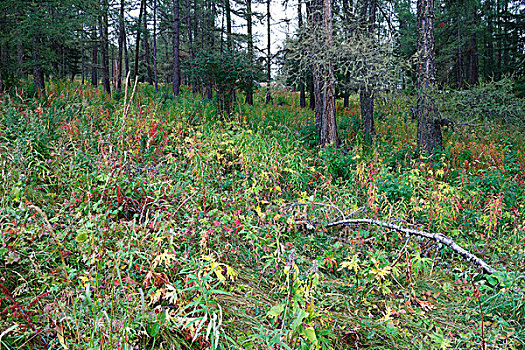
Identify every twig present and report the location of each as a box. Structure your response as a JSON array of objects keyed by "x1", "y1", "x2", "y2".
[
  {"x1": 27, "y1": 205, "x2": 70, "y2": 281},
  {"x1": 327, "y1": 218, "x2": 495, "y2": 274},
  {"x1": 284, "y1": 202, "x2": 346, "y2": 220}
]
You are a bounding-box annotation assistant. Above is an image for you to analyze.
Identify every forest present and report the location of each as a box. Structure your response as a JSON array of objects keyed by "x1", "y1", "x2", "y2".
[{"x1": 0, "y1": 0, "x2": 524, "y2": 349}]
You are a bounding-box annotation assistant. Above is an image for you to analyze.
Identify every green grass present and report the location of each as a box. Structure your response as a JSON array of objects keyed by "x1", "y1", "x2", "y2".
[{"x1": 0, "y1": 80, "x2": 524, "y2": 349}]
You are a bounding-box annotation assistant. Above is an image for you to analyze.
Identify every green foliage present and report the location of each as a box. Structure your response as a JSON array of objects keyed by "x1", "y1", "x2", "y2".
[
  {"x1": 194, "y1": 50, "x2": 262, "y2": 114},
  {"x1": 439, "y1": 78, "x2": 525, "y2": 124},
  {"x1": 377, "y1": 173, "x2": 412, "y2": 202},
  {"x1": 1, "y1": 81, "x2": 524, "y2": 350},
  {"x1": 320, "y1": 146, "x2": 356, "y2": 181}
]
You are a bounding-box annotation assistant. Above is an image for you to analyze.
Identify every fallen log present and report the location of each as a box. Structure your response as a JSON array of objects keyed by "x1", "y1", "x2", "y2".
[{"x1": 327, "y1": 218, "x2": 495, "y2": 274}]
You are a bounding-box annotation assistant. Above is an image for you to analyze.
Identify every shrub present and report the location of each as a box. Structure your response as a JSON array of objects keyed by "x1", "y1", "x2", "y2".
[
  {"x1": 377, "y1": 173, "x2": 412, "y2": 202},
  {"x1": 439, "y1": 78, "x2": 524, "y2": 124},
  {"x1": 321, "y1": 146, "x2": 356, "y2": 180}
]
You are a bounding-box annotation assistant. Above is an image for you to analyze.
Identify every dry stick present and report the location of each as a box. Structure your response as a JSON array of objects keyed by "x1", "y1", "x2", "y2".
[
  {"x1": 285, "y1": 202, "x2": 346, "y2": 220},
  {"x1": 472, "y1": 282, "x2": 486, "y2": 350},
  {"x1": 27, "y1": 205, "x2": 71, "y2": 281},
  {"x1": 327, "y1": 218, "x2": 496, "y2": 274}
]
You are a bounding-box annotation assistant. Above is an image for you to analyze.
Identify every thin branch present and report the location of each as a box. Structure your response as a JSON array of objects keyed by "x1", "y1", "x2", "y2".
[
  {"x1": 285, "y1": 201, "x2": 346, "y2": 220},
  {"x1": 327, "y1": 218, "x2": 495, "y2": 274}
]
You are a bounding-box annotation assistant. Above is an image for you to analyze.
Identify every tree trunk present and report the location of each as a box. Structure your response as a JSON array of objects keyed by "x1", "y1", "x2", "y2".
[
  {"x1": 0, "y1": 44, "x2": 3, "y2": 93},
  {"x1": 17, "y1": 39, "x2": 24, "y2": 77},
  {"x1": 33, "y1": 36, "x2": 45, "y2": 91},
  {"x1": 360, "y1": 89, "x2": 375, "y2": 143},
  {"x1": 153, "y1": 0, "x2": 158, "y2": 90},
  {"x1": 186, "y1": 0, "x2": 196, "y2": 93},
  {"x1": 134, "y1": 0, "x2": 144, "y2": 80},
  {"x1": 468, "y1": 7, "x2": 479, "y2": 85},
  {"x1": 99, "y1": 0, "x2": 111, "y2": 95},
  {"x1": 91, "y1": 25, "x2": 98, "y2": 87},
  {"x1": 143, "y1": 0, "x2": 153, "y2": 84},
  {"x1": 313, "y1": 67, "x2": 323, "y2": 140},
  {"x1": 309, "y1": 76, "x2": 315, "y2": 110},
  {"x1": 320, "y1": 0, "x2": 340, "y2": 147},
  {"x1": 359, "y1": 0, "x2": 376, "y2": 144},
  {"x1": 172, "y1": 0, "x2": 181, "y2": 96},
  {"x1": 343, "y1": 72, "x2": 350, "y2": 108},
  {"x1": 265, "y1": 0, "x2": 272, "y2": 104},
  {"x1": 117, "y1": 0, "x2": 125, "y2": 90},
  {"x1": 245, "y1": 0, "x2": 254, "y2": 105},
  {"x1": 81, "y1": 41, "x2": 85, "y2": 85},
  {"x1": 416, "y1": 0, "x2": 442, "y2": 154},
  {"x1": 457, "y1": 17, "x2": 463, "y2": 88},
  {"x1": 205, "y1": 0, "x2": 215, "y2": 100},
  {"x1": 225, "y1": 0, "x2": 232, "y2": 50},
  {"x1": 307, "y1": 0, "x2": 323, "y2": 138},
  {"x1": 298, "y1": 0, "x2": 306, "y2": 108}
]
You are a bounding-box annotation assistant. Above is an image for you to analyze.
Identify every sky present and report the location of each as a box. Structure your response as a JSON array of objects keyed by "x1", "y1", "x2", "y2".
[{"x1": 130, "y1": 1, "x2": 298, "y2": 76}]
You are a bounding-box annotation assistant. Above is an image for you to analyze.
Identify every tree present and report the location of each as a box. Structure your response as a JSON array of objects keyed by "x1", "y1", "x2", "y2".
[
  {"x1": 134, "y1": 0, "x2": 144, "y2": 80},
  {"x1": 153, "y1": 0, "x2": 159, "y2": 90},
  {"x1": 416, "y1": 0, "x2": 443, "y2": 153},
  {"x1": 117, "y1": 0, "x2": 127, "y2": 90},
  {"x1": 320, "y1": 0, "x2": 340, "y2": 147},
  {"x1": 99, "y1": 0, "x2": 111, "y2": 94},
  {"x1": 265, "y1": 0, "x2": 272, "y2": 104},
  {"x1": 298, "y1": 0, "x2": 306, "y2": 108},
  {"x1": 287, "y1": 0, "x2": 398, "y2": 147},
  {"x1": 142, "y1": 0, "x2": 153, "y2": 85},
  {"x1": 172, "y1": 0, "x2": 181, "y2": 96},
  {"x1": 358, "y1": 0, "x2": 377, "y2": 144},
  {"x1": 245, "y1": 0, "x2": 255, "y2": 105}
]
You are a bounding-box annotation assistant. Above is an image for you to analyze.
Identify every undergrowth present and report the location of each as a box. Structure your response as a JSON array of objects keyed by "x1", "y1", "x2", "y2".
[{"x1": 0, "y1": 80, "x2": 524, "y2": 349}]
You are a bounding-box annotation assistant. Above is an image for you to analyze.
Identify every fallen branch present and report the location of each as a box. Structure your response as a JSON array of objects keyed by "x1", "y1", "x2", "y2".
[{"x1": 327, "y1": 218, "x2": 495, "y2": 274}]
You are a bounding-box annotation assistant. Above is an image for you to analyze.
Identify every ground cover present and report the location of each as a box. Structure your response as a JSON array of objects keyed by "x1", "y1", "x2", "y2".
[{"x1": 1, "y1": 81, "x2": 524, "y2": 349}]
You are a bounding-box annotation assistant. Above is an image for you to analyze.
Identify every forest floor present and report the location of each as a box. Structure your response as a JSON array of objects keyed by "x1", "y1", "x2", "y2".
[{"x1": 1, "y1": 81, "x2": 524, "y2": 349}]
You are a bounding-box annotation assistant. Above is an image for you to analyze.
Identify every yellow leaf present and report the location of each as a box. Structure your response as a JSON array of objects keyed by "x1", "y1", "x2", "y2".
[
  {"x1": 210, "y1": 261, "x2": 225, "y2": 281},
  {"x1": 226, "y1": 265, "x2": 238, "y2": 281},
  {"x1": 57, "y1": 324, "x2": 68, "y2": 349},
  {"x1": 338, "y1": 254, "x2": 360, "y2": 273}
]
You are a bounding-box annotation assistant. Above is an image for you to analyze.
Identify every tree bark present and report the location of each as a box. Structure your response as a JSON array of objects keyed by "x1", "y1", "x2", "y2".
[
  {"x1": 457, "y1": 17, "x2": 463, "y2": 88},
  {"x1": 468, "y1": 6, "x2": 479, "y2": 85},
  {"x1": 245, "y1": 0, "x2": 254, "y2": 105},
  {"x1": 99, "y1": 0, "x2": 111, "y2": 94},
  {"x1": 205, "y1": 0, "x2": 215, "y2": 100},
  {"x1": 307, "y1": 0, "x2": 324, "y2": 139},
  {"x1": 360, "y1": 89, "x2": 375, "y2": 143},
  {"x1": 298, "y1": 0, "x2": 306, "y2": 108},
  {"x1": 17, "y1": 18, "x2": 24, "y2": 77},
  {"x1": 172, "y1": 0, "x2": 181, "y2": 96},
  {"x1": 32, "y1": 35, "x2": 45, "y2": 91},
  {"x1": 327, "y1": 219, "x2": 495, "y2": 274},
  {"x1": 416, "y1": 0, "x2": 442, "y2": 154},
  {"x1": 313, "y1": 67, "x2": 324, "y2": 140},
  {"x1": 186, "y1": 0, "x2": 196, "y2": 93},
  {"x1": 265, "y1": 0, "x2": 272, "y2": 104},
  {"x1": 359, "y1": 0, "x2": 376, "y2": 144},
  {"x1": 343, "y1": 72, "x2": 350, "y2": 108},
  {"x1": 81, "y1": 41, "x2": 85, "y2": 85},
  {"x1": 142, "y1": 0, "x2": 153, "y2": 85},
  {"x1": 485, "y1": 0, "x2": 494, "y2": 78},
  {"x1": 134, "y1": 0, "x2": 144, "y2": 80},
  {"x1": 225, "y1": 0, "x2": 232, "y2": 50},
  {"x1": 309, "y1": 76, "x2": 315, "y2": 110},
  {"x1": 320, "y1": 0, "x2": 340, "y2": 147},
  {"x1": 91, "y1": 25, "x2": 98, "y2": 87},
  {"x1": 117, "y1": 0, "x2": 125, "y2": 90},
  {"x1": 153, "y1": 0, "x2": 158, "y2": 90}
]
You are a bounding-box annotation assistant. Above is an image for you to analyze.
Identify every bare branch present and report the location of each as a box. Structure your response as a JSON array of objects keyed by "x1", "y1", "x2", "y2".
[{"x1": 327, "y1": 218, "x2": 496, "y2": 274}]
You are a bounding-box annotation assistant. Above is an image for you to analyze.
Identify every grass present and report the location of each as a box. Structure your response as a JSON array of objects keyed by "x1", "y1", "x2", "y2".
[{"x1": 0, "y1": 79, "x2": 524, "y2": 349}]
